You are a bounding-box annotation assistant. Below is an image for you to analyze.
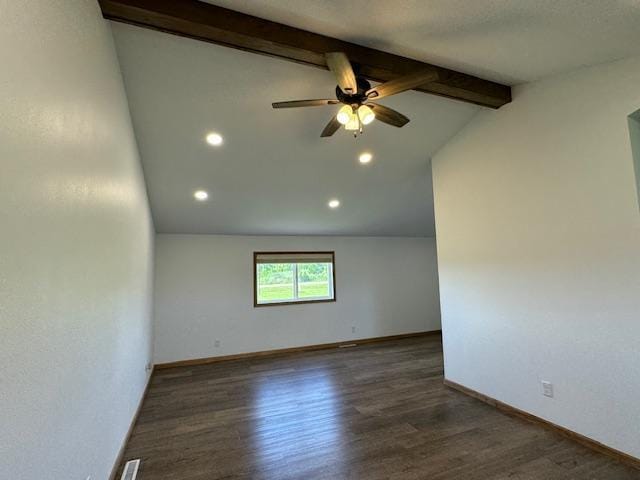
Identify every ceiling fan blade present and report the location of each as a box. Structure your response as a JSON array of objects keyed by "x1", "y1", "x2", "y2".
[
  {"x1": 272, "y1": 99, "x2": 339, "y2": 109},
  {"x1": 325, "y1": 52, "x2": 358, "y2": 94},
  {"x1": 320, "y1": 116, "x2": 342, "y2": 137},
  {"x1": 369, "y1": 103, "x2": 410, "y2": 127},
  {"x1": 366, "y1": 70, "x2": 439, "y2": 100}
]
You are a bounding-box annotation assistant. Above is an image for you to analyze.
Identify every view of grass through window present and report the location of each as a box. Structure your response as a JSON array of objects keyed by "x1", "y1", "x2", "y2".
[{"x1": 257, "y1": 262, "x2": 333, "y2": 304}]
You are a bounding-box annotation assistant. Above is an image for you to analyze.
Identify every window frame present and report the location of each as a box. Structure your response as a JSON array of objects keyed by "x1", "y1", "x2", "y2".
[{"x1": 253, "y1": 251, "x2": 337, "y2": 307}]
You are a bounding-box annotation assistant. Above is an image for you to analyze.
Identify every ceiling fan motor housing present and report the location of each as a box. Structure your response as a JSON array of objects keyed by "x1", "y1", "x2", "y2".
[{"x1": 335, "y1": 76, "x2": 372, "y2": 106}]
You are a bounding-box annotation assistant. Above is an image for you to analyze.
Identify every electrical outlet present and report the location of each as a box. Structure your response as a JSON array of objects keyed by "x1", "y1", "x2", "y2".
[
  {"x1": 145, "y1": 362, "x2": 152, "y2": 372},
  {"x1": 214, "y1": 339, "x2": 220, "y2": 348},
  {"x1": 542, "y1": 380, "x2": 554, "y2": 398},
  {"x1": 351, "y1": 326, "x2": 356, "y2": 334}
]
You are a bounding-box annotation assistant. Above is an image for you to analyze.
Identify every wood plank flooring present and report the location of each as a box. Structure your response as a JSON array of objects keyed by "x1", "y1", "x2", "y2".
[{"x1": 116, "y1": 335, "x2": 640, "y2": 479}]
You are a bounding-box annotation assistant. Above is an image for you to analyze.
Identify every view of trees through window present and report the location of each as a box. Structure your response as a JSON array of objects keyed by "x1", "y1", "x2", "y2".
[{"x1": 257, "y1": 262, "x2": 332, "y2": 303}]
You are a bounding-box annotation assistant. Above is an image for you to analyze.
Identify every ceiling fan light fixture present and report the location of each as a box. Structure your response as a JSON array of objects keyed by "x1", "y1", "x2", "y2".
[
  {"x1": 344, "y1": 115, "x2": 360, "y2": 131},
  {"x1": 358, "y1": 105, "x2": 375, "y2": 125},
  {"x1": 271, "y1": 52, "x2": 416, "y2": 138},
  {"x1": 336, "y1": 105, "x2": 353, "y2": 125}
]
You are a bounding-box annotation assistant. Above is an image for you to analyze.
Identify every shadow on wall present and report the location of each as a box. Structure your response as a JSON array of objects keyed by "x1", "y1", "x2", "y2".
[{"x1": 628, "y1": 109, "x2": 640, "y2": 211}]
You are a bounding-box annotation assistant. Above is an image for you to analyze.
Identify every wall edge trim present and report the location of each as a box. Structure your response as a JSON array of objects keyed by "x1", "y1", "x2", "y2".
[{"x1": 156, "y1": 330, "x2": 442, "y2": 369}]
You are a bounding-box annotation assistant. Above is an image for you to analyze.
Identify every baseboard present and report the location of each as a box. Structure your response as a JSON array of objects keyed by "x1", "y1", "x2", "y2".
[
  {"x1": 109, "y1": 367, "x2": 155, "y2": 480},
  {"x1": 155, "y1": 330, "x2": 442, "y2": 369},
  {"x1": 444, "y1": 379, "x2": 640, "y2": 471}
]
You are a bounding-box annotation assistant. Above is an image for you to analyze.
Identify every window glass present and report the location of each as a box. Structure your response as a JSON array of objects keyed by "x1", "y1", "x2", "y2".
[{"x1": 254, "y1": 252, "x2": 335, "y2": 306}]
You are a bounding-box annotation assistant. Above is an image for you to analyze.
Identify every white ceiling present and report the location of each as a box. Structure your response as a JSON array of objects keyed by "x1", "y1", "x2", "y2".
[
  {"x1": 111, "y1": 23, "x2": 478, "y2": 236},
  {"x1": 111, "y1": 0, "x2": 640, "y2": 236},
  {"x1": 205, "y1": 0, "x2": 640, "y2": 85}
]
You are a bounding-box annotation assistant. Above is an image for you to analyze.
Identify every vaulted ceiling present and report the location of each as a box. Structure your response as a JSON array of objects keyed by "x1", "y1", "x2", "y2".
[
  {"x1": 204, "y1": 0, "x2": 640, "y2": 85},
  {"x1": 110, "y1": 0, "x2": 640, "y2": 236},
  {"x1": 111, "y1": 23, "x2": 478, "y2": 236}
]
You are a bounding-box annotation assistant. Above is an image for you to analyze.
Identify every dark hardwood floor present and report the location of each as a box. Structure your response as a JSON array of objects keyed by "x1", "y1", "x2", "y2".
[{"x1": 117, "y1": 335, "x2": 640, "y2": 479}]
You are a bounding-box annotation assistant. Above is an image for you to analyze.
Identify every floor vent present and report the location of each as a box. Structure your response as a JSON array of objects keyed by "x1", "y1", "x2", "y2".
[{"x1": 120, "y1": 459, "x2": 140, "y2": 480}]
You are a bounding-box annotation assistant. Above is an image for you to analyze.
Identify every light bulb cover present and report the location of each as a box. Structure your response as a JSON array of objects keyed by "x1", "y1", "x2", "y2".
[
  {"x1": 345, "y1": 115, "x2": 360, "y2": 131},
  {"x1": 336, "y1": 105, "x2": 353, "y2": 125},
  {"x1": 358, "y1": 105, "x2": 375, "y2": 125}
]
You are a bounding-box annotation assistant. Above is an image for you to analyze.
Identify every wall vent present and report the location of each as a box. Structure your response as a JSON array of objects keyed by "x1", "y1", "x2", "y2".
[{"x1": 120, "y1": 459, "x2": 140, "y2": 480}]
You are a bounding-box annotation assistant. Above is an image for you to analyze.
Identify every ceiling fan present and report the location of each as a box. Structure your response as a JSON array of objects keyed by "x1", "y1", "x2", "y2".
[{"x1": 272, "y1": 52, "x2": 438, "y2": 138}]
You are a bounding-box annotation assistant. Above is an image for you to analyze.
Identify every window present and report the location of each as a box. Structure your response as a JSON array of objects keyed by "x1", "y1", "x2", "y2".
[{"x1": 254, "y1": 252, "x2": 336, "y2": 306}]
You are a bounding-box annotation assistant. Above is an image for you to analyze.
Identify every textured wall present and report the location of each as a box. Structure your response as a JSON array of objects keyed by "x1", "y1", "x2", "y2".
[
  {"x1": 433, "y1": 56, "x2": 640, "y2": 458},
  {"x1": 0, "y1": 1, "x2": 154, "y2": 479}
]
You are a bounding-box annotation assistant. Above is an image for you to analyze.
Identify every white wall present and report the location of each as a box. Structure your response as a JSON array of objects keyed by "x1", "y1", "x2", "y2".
[
  {"x1": 433, "y1": 56, "x2": 640, "y2": 458},
  {"x1": 0, "y1": 2, "x2": 154, "y2": 480},
  {"x1": 154, "y1": 235, "x2": 440, "y2": 364}
]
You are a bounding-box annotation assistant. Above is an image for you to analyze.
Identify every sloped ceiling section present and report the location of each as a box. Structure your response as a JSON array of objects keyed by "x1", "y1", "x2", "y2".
[
  {"x1": 111, "y1": 23, "x2": 479, "y2": 236},
  {"x1": 205, "y1": 0, "x2": 640, "y2": 85}
]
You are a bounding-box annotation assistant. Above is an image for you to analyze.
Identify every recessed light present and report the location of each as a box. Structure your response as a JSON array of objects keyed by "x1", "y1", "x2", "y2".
[
  {"x1": 194, "y1": 190, "x2": 209, "y2": 201},
  {"x1": 359, "y1": 152, "x2": 373, "y2": 164},
  {"x1": 205, "y1": 132, "x2": 223, "y2": 146},
  {"x1": 328, "y1": 199, "x2": 340, "y2": 209}
]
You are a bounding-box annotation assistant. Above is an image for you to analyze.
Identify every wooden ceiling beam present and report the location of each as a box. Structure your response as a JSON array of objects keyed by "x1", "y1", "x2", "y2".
[{"x1": 99, "y1": 0, "x2": 512, "y2": 108}]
